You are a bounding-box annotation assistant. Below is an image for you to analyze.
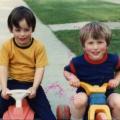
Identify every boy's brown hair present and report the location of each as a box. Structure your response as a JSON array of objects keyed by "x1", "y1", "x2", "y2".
[
  {"x1": 80, "y1": 22, "x2": 111, "y2": 47},
  {"x1": 8, "y1": 6, "x2": 36, "y2": 32}
]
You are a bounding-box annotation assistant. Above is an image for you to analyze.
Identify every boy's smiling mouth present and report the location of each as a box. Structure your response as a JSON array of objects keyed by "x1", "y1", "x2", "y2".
[
  {"x1": 19, "y1": 38, "x2": 26, "y2": 41},
  {"x1": 92, "y1": 51, "x2": 101, "y2": 55}
]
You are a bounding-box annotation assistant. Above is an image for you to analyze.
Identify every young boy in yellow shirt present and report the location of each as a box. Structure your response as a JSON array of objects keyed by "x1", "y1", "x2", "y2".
[{"x1": 0, "y1": 6, "x2": 56, "y2": 120}]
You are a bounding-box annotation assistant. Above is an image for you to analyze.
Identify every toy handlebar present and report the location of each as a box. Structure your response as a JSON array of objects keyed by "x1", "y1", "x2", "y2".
[
  {"x1": 79, "y1": 82, "x2": 108, "y2": 95},
  {"x1": 65, "y1": 71, "x2": 108, "y2": 95},
  {"x1": 7, "y1": 89, "x2": 30, "y2": 108}
]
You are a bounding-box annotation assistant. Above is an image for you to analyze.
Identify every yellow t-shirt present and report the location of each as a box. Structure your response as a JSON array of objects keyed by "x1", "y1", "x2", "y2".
[{"x1": 0, "y1": 38, "x2": 48, "y2": 82}]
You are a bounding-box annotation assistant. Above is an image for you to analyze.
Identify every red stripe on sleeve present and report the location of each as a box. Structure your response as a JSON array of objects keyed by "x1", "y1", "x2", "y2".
[
  {"x1": 116, "y1": 57, "x2": 120, "y2": 70},
  {"x1": 70, "y1": 62, "x2": 76, "y2": 74}
]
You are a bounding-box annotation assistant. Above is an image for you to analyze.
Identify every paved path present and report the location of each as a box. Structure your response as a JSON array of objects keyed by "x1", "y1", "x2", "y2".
[
  {"x1": 48, "y1": 21, "x2": 120, "y2": 32},
  {"x1": 102, "y1": 0, "x2": 120, "y2": 4},
  {"x1": 0, "y1": 0, "x2": 75, "y2": 115}
]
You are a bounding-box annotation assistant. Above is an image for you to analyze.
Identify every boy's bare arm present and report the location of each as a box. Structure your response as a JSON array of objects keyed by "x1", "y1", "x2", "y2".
[
  {"x1": 108, "y1": 71, "x2": 120, "y2": 88},
  {"x1": 33, "y1": 67, "x2": 45, "y2": 89},
  {"x1": 0, "y1": 66, "x2": 10, "y2": 99},
  {"x1": 28, "y1": 67, "x2": 44, "y2": 98},
  {"x1": 0, "y1": 66, "x2": 8, "y2": 90},
  {"x1": 64, "y1": 70, "x2": 80, "y2": 87}
]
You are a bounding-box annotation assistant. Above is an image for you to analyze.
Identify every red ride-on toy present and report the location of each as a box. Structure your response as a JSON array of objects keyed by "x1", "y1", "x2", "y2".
[
  {"x1": 3, "y1": 90, "x2": 34, "y2": 120},
  {"x1": 56, "y1": 82, "x2": 112, "y2": 120}
]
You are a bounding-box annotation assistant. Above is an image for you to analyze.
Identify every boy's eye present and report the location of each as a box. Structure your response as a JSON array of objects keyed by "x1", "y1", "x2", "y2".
[
  {"x1": 88, "y1": 42, "x2": 93, "y2": 45},
  {"x1": 15, "y1": 28, "x2": 30, "y2": 32},
  {"x1": 97, "y1": 41, "x2": 104, "y2": 44},
  {"x1": 15, "y1": 29, "x2": 20, "y2": 32},
  {"x1": 24, "y1": 28, "x2": 30, "y2": 32}
]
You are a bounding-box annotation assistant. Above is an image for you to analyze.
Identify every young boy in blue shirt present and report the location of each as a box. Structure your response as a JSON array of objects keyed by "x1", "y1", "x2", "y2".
[
  {"x1": 0, "y1": 6, "x2": 56, "y2": 120},
  {"x1": 64, "y1": 22, "x2": 120, "y2": 120}
]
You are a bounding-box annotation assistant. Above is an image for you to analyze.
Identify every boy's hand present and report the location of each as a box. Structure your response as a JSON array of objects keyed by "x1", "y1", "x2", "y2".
[
  {"x1": 27, "y1": 87, "x2": 37, "y2": 99},
  {"x1": 69, "y1": 78, "x2": 80, "y2": 88},
  {"x1": 108, "y1": 79, "x2": 120, "y2": 89},
  {"x1": 1, "y1": 88, "x2": 10, "y2": 100},
  {"x1": 64, "y1": 71, "x2": 80, "y2": 88}
]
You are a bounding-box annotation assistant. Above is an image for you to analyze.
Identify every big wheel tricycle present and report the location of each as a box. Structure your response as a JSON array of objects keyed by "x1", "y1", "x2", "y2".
[{"x1": 56, "y1": 82, "x2": 112, "y2": 120}]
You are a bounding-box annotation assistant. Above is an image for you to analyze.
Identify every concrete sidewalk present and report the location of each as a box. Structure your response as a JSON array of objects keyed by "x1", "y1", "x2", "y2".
[
  {"x1": 0, "y1": 0, "x2": 75, "y2": 115},
  {"x1": 102, "y1": 0, "x2": 120, "y2": 4},
  {"x1": 48, "y1": 21, "x2": 120, "y2": 32}
]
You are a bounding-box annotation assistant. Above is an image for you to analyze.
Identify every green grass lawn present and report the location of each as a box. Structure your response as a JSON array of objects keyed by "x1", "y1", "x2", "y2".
[
  {"x1": 24, "y1": 0, "x2": 120, "y2": 24},
  {"x1": 55, "y1": 29, "x2": 120, "y2": 55}
]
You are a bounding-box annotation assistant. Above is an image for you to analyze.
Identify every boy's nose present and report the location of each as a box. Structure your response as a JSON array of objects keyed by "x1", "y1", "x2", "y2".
[
  {"x1": 20, "y1": 31, "x2": 25, "y2": 36},
  {"x1": 93, "y1": 44, "x2": 98, "y2": 49}
]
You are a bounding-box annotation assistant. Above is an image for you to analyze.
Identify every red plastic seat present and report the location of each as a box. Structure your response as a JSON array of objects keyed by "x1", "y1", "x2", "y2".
[{"x1": 3, "y1": 99, "x2": 34, "y2": 120}]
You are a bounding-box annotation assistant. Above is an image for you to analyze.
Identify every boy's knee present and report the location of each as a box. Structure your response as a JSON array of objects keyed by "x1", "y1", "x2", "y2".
[
  {"x1": 108, "y1": 93, "x2": 120, "y2": 109},
  {"x1": 73, "y1": 93, "x2": 88, "y2": 109}
]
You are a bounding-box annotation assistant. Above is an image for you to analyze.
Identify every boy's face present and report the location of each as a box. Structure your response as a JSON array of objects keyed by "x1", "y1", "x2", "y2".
[
  {"x1": 11, "y1": 19, "x2": 32, "y2": 46},
  {"x1": 83, "y1": 38, "x2": 108, "y2": 61}
]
